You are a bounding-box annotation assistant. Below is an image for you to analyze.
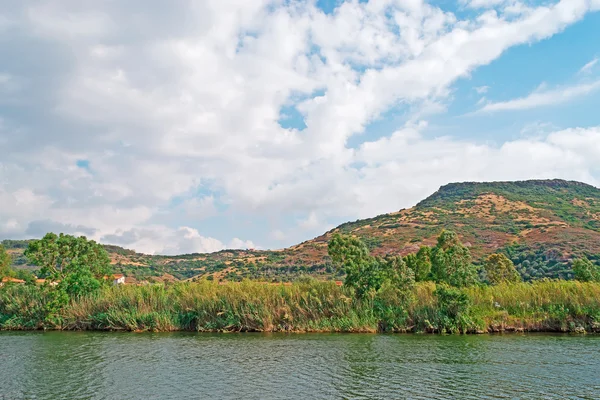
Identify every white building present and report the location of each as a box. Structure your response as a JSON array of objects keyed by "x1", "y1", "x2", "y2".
[{"x1": 113, "y1": 274, "x2": 126, "y2": 285}]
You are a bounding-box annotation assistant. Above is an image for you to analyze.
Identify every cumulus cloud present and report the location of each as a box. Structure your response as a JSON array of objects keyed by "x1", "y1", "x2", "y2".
[
  {"x1": 0, "y1": 0, "x2": 599, "y2": 254},
  {"x1": 25, "y1": 220, "x2": 97, "y2": 238},
  {"x1": 101, "y1": 226, "x2": 256, "y2": 255}
]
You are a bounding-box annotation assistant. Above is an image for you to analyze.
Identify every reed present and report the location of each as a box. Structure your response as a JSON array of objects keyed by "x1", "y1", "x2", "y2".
[{"x1": 1, "y1": 279, "x2": 599, "y2": 333}]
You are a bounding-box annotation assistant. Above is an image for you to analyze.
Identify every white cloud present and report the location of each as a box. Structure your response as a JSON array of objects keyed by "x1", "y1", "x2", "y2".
[
  {"x1": 345, "y1": 124, "x2": 600, "y2": 218},
  {"x1": 298, "y1": 211, "x2": 321, "y2": 231},
  {"x1": 101, "y1": 226, "x2": 256, "y2": 255},
  {"x1": 478, "y1": 80, "x2": 600, "y2": 112},
  {"x1": 228, "y1": 238, "x2": 257, "y2": 251},
  {"x1": 462, "y1": 0, "x2": 509, "y2": 9},
  {"x1": 579, "y1": 57, "x2": 598, "y2": 74},
  {"x1": 270, "y1": 230, "x2": 287, "y2": 241},
  {"x1": 102, "y1": 226, "x2": 224, "y2": 255},
  {"x1": 1, "y1": 0, "x2": 599, "y2": 253},
  {"x1": 475, "y1": 85, "x2": 490, "y2": 94}
]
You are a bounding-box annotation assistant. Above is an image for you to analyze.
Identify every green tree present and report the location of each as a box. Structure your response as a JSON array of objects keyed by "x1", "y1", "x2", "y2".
[
  {"x1": 572, "y1": 257, "x2": 600, "y2": 282},
  {"x1": 431, "y1": 230, "x2": 478, "y2": 287},
  {"x1": 433, "y1": 284, "x2": 473, "y2": 333},
  {"x1": 328, "y1": 233, "x2": 370, "y2": 268},
  {"x1": 328, "y1": 234, "x2": 414, "y2": 298},
  {"x1": 404, "y1": 246, "x2": 432, "y2": 282},
  {"x1": 25, "y1": 233, "x2": 112, "y2": 298},
  {"x1": 0, "y1": 244, "x2": 13, "y2": 279},
  {"x1": 329, "y1": 233, "x2": 378, "y2": 297},
  {"x1": 484, "y1": 253, "x2": 521, "y2": 285},
  {"x1": 381, "y1": 255, "x2": 415, "y2": 290}
]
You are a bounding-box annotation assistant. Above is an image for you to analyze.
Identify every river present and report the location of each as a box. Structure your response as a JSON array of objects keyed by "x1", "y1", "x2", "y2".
[{"x1": 0, "y1": 332, "x2": 599, "y2": 399}]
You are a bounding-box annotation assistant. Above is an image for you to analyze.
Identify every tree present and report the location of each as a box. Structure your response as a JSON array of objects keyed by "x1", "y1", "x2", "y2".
[
  {"x1": 0, "y1": 244, "x2": 13, "y2": 279},
  {"x1": 572, "y1": 257, "x2": 600, "y2": 282},
  {"x1": 25, "y1": 233, "x2": 112, "y2": 298},
  {"x1": 328, "y1": 233, "x2": 381, "y2": 297},
  {"x1": 484, "y1": 253, "x2": 521, "y2": 285},
  {"x1": 328, "y1": 234, "x2": 414, "y2": 298},
  {"x1": 404, "y1": 246, "x2": 432, "y2": 282},
  {"x1": 381, "y1": 255, "x2": 415, "y2": 290},
  {"x1": 328, "y1": 233, "x2": 370, "y2": 268},
  {"x1": 431, "y1": 230, "x2": 478, "y2": 287}
]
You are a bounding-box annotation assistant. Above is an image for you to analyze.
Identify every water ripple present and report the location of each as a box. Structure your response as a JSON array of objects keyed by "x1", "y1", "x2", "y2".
[{"x1": 0, "y1": 332, "x2": 599, "y2": 400}]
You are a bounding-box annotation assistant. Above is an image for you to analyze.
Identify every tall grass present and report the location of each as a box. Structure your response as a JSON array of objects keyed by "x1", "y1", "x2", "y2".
[{"x1": 1, "y1": 279, "x2": 599, "y2": 333}]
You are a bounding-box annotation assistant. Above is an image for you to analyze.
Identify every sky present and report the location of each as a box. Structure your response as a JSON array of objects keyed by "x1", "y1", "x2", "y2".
[{"x1": 1, "y1": 0, "x2": 600, "y2": 255}]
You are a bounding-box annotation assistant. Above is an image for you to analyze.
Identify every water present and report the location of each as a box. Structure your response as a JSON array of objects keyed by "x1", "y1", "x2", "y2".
[{"x1": 0, "y1": 332, "x2": 599, "y2": 399}]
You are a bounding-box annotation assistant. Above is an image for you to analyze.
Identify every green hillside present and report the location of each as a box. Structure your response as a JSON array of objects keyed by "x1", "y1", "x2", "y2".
[{"x1": 5, "y1": 179, "x2": 600, "y2": 282}]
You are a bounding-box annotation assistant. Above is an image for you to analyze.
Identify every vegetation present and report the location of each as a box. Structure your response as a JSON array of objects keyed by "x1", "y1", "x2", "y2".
[
  {"x1": 329, "y1": 229, "x2": 481, "y2": 298},
  {"x1": 572, "y1": 257, "x2": 600, "y2": 282},
  {"x1": 0, "y1": 245, "x2": 12, "y2": 279},
  {"x1": 2, "y1": 179, "x2": 600, "y2": 334},
  {"x1": 18, "y1": 234, "x2": 113, "y2": 323},
  {"x1": 4, "y1": 179, "x2": 600, "y2": 283},
  {"x1": 25, "y1": 233, "x2": 112, "y2": 297},
  {"x1": 404, "y1": 246, "x2": 432, "y2": 282},
  {"x1": 328, "y1": 233, "x2": 414, "y2": 298},
  {"x1": 0, "y1": 279, "x2": 599, "y2": 333},
  {"x1": 484, "y1": 253, "x2": 521, "y2": 285},
  {"x1": 1, "y1": 228, "x2": 600, "y2": 334},
  {"x1": 430, "y1": 230, "x2": 478, "y2": 287}
]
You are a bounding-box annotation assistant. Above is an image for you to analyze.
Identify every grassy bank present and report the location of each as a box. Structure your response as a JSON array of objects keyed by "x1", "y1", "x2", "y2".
[{"x1": 1, "y1": 280, "x2": 599, "y2": 333}]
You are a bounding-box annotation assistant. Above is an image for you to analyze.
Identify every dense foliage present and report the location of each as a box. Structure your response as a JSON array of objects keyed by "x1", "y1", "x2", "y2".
[
  {"x1": 329, "y1": 230, "x2": 486, "y2": 305},
  {"x1": 403, "y1": 246, "x2": 432, "y2": 282},
  {"x1": 572, "y1": 257, "x2": 600, "y2": 282},
  {"x1": 430, "y1": 231, "x2": 478, "y2": 287},
  {"x1": 0, "y1": 245, "x2": 12, "y2": 279},
  {"x1": 2, "y1": 229, "x2": 600, "y2": 334},
  {"x1": 1, "y1": 280, "x2": 599, "y2": 334},
  {"x1": 23, "y1": 234, "x2": 113, "y2": 321},
  {"x1": 484, "y1": 253, "x2": 521, "y2": 285},
  {"x1": 328, "y1": 234, "x2": 414, "y2": 298}
]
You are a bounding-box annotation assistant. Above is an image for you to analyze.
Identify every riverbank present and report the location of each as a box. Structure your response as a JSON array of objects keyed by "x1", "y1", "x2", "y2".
[{"x1": 1, "y1": 280, "x2": 599, "y2": 333}]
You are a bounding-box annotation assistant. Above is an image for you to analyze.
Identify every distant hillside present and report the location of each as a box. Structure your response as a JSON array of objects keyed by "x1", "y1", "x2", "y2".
[{"x1": 5, "y1": 179, "x2": 600, "y2": 282}]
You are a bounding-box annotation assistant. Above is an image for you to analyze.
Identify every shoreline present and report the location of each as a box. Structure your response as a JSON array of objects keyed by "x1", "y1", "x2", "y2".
[
  {"x1": 1, "y1": 327, "x2": 598, "y2": 334},
  {"x1": 1, "y1": 325, "x2": 599, "y2": 334}
]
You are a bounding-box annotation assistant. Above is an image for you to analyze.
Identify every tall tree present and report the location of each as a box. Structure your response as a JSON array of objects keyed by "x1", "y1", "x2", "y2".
[
  {"x1": 484, "y1": 253, "x2": 521, "y2": 285},
  {"x1": 382, "y1": 255, "x2": 415, "y2": 289},
  {"x1": 404, "y1": 246, "x2": 432, "y2": 282},
  {"x1": 0, "y1": 244, "x2": 13, "y2": 279},
  {"x1": 431, "y1": 230, "x2": 478, "y2": 287},
  {"x1": 328, "y1": 233, "x2": 380, "y2": 298},
  {"x1": 328, "y1": 233, "x2": 414, "y2": 298},
  {"x1": 572, "y1": 257, "x2": 600, "y2": 282},
  {"x1": 25, "y1": 233, "x2": 112, "y2": 297}
]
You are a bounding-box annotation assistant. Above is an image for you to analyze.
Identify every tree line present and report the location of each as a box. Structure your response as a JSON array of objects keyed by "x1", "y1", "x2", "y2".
[{"x1": 328, "y1": 229, "x2": 600, "y2": 299}]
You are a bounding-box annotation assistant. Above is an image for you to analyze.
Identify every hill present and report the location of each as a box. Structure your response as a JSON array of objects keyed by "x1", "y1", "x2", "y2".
[{"x1": 4, "y1": 179, "x2": 600, "y2": 282}]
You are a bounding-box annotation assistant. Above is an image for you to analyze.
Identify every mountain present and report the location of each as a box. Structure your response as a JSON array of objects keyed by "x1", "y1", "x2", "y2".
[{"x1": 5, "y1": 179, "x2": 600, "y2": 282}]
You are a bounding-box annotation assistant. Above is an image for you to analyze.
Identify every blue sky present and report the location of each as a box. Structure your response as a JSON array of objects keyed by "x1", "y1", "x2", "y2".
[{"x1": 1, "y1": 0, "x2": 600, "y2": 254}]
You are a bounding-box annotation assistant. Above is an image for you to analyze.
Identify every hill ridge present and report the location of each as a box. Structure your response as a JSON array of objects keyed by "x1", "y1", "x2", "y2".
[{"x1": 5, "y1": 178, "x2": 600, "y2": 282}]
